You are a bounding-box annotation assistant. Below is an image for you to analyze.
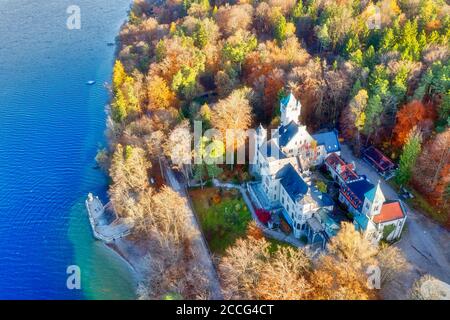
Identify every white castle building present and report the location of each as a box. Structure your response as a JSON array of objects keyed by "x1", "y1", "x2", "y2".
[
  {"x1": 247, "y1": 92, "x2": 407, "y2": 245},
  {"x1": 249, "y1": 92, "x2": 340, "y2": 244}
]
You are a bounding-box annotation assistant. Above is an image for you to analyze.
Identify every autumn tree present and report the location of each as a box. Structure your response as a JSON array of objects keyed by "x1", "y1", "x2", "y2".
[
  {"x1": 215, "y1": 3, "x2": 254, "y2": 37},
  {"x1": 392, "y1": 101, "x2": 432, "y2": 148},
  {"x1": 164, "y1": 120, "x2": 193, "y2": 183},
  {"x1": 309, "y1": 222, "x2": 378, "y2": 300},
  {"x1": 109, "y1": 144, "x2": 151, "y2": 218},
  {"x1": 222, "y1": 30, "x2": 258, "y2": 73},
  {"x1": 219, "y1": 234, "x2": 313, "y2": 300},
  {"x1": 211, "y1": 87, "x2": 253, "y2": 155},
  {"x1": 218, "y1": 236, "x2": 269, "y2": 299},
  {"x1": 219, "y1": 221, "x2": 409, "y2": 300},
  {"x1": 246, "y1": 220, "x2": 264, "y2": 240},
  {"x1": 376, "y1": 243, "x2": 410, "y2": 287},
  {"x1": 256, "y1": 247, "x2": 312, "y2": 300},
  {"x1": 113, "y1": 60, "x2": 127, "y2": 93},
  {"x1": 340, "y1": 89, "x2": 368, "y2": 155},
  {"x1": 412, "y1": 129, "x2": 450, "y2": 207},
  {"x1": 243, "y1": 37, "x2": 309, "y2": 122},
  {"x1": 139, "y1": 186, "x2": 212, "y2": 299},
  {"x1": 410, "y1": 274, "x2": 450, "y2": 300},
  {"x1": 310, "y1": 254, "x2": 376, "y2": 300},
  {"x1": 111, "y1": 60, "x2": 141, "y2": 122},
  {"x1": 146, "y1": 75, "x2": 177, "y2": 110},
  {"x1": 263, "y1": 68, "x2": 286, "y2": 120}
]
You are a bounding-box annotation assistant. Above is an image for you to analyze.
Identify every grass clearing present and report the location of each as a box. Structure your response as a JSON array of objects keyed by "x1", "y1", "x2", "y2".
[{"x1": 189, "y1": 187, "x2": 252, "y2": 255}]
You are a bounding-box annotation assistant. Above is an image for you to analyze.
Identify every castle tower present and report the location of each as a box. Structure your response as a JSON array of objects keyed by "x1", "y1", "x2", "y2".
[
  {"x1": 364, "y1": 180, "x2": 385, "y2": 217},
  {"x1": 280, "y1": 92, "x2": 301, "y2": 126},
  {"x1": 251, "y1": 124, "x2": 267, "y2": 174},
  {"x1": 255, "y1": 123, "x2": 267, "y2": 153}
]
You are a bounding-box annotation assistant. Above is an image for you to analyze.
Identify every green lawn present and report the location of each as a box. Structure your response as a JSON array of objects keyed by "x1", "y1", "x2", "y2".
[{"x1": 189, "y1": 187, "x2": 252, "y2": 255}]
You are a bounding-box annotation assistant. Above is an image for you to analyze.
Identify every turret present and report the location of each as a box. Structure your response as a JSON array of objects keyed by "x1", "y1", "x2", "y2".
[
  {"x1": 280, "y1": 91, "x2": 301, "y2": 126},
  {"x1": 252, "y1": 124, "x2": 267, "y2": 168},
  {"x1": 256, "y1": 123, "x2": 267, "y2": 147},
  {"x1": 364, "y1": 180, "x2": 385, "y2": 217}
]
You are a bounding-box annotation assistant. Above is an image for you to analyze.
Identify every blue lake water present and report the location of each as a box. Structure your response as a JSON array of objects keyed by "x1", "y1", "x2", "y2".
[{"x1": 0, "y1": 0, "x2": 136, "y2": 299}]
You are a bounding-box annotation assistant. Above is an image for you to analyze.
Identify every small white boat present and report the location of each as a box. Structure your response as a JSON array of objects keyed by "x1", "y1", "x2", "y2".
[{"x1": 86, "y1": 80, "x2": 96, "y2": 85}]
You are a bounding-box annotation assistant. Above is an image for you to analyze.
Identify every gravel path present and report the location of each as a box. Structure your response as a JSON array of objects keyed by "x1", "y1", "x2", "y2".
[{"x1": 162, "y1": 159, "x2": 223, "y2": 300}]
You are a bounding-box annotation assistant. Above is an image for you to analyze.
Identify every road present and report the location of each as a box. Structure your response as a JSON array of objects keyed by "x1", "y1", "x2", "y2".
[
  {"x1": 341, "y1": 145, "x2": 450, "y2": 299},
  {"x1": 161, "y1": 158, "x2": 223, "y2": 300}
]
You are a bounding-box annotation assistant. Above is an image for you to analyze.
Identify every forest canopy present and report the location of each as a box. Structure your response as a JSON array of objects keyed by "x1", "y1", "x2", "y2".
[
  {"x1": 103, "y1": 0, "x2": 449, "y2": 298},
  {"x1": 95, "y1": 0, "x2": 450, "y2": 300}
]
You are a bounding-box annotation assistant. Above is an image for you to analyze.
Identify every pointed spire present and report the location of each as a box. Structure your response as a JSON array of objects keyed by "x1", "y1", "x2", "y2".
[
  {"x1": 256, "y1": 123, "x2": 266, "y2": 135},
  {"x1": 280, "y1": 90, "x2": 301, "y2": 126},
  {"x1": 376, "y1": 180, "x2": 382, "y2": 193}
]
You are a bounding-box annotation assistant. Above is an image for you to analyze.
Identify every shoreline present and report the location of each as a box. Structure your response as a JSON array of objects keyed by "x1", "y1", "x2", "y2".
[
  {"x1": 95, "y1": 5, "x2": 147, "y2": 297},
  {"x1": 106, "y1": 237, "x2": 150, "y2": 293},
  {"x1": 105, "y1": 241, "x2": 139, "y2": 284}
]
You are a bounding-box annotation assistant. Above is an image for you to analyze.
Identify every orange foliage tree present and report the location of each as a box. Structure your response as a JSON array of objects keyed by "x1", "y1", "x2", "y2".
[
  {"x1": 392, "y1": 100, "x2": 435, "y2": 148},
  {"x1": 146, "y1": 75, "x2": 178, "y2": 110}
]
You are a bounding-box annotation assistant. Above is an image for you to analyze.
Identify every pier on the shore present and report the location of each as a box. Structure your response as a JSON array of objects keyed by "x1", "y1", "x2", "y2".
[{"x1": 85, "y1": 193, "x2": 131, "y2": 243}]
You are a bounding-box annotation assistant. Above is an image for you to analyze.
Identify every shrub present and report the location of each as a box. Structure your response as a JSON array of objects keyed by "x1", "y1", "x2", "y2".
[{"x1": 255, "y1": 208, "x2": 271, "y2": 224}]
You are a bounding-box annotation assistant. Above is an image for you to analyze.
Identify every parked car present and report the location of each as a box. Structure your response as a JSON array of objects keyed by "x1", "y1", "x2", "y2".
[{"x1": 400, "y1": 186, "x2": 414, "y2": 199}]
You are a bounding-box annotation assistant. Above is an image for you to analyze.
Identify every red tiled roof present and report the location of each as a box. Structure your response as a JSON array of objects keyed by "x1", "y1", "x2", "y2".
[
  {"x1": 326, "y1": 153, "x2": 358, "y2": 182},
  {"x1": 363, "y1": 146, "x2": 395, "y2": 172},
  {"x1": 373, "y1": 201, "x2": 406, "y2": 223},
  {"x1": 326, "y1": 152, "x2": 345, "y2": 167}
]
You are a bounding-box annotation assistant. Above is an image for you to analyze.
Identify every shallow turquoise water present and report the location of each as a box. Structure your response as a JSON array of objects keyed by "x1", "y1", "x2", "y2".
[{"x1": 0, "y1": 0, "x2": 136, "y2": 299}]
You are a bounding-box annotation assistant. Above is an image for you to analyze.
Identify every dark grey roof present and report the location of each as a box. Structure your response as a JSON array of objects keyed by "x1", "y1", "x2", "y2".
[
  {"x1": 278, "y1": 121, "x2": 299, "y2": 147},
  {"x1": 310, "y1": 186, "x2": 334, "y2": 207},
  {"x1": 347, "y1": 178, "x2": 374, "y2": 204},
  {"x1": 261, "y1": 140, "x2": 286, "y2": 159},
  {"x1": 276, "y1": 164, "x2": 308, "y2": 201},
  {"x1": 312, "y1": 130, "x2": 340, "y2": 153}
]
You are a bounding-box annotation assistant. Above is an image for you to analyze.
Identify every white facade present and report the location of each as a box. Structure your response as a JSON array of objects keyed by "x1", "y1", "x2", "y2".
[
  {"x1": 327, "y1": 153, "x2": 407, "y2": 242},
  {"x1": 251, "y1": 93, "x2": 338, "y2": 239},
  {"x1": 280, "y1": 92, "x2": 301, "y2": 126}
]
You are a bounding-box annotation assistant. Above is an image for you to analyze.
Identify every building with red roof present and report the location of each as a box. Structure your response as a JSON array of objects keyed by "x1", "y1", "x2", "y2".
[
  {"x1": 374, "y1": 200, "x2": 406, "y2": 224},
  {"x1": 325, "y1": 152, "x2": 407, "y2": 242},
  {"x1": 325, "y1": 153, "x2": 359, "y2": 186},
  {"x1": 362, "y1": 146, "x2": 396, "y2": 179}
]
